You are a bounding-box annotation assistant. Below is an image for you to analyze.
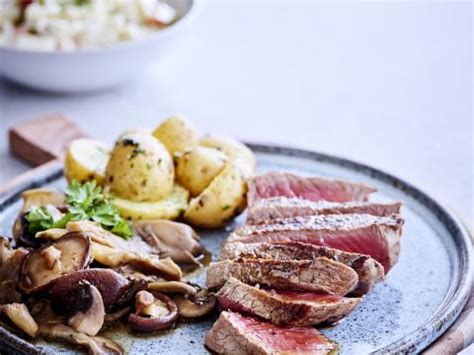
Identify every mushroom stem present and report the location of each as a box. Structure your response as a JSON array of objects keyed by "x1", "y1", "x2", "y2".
[{"x1": 1, "y1": 303, "x2": 38, "y2": 338}]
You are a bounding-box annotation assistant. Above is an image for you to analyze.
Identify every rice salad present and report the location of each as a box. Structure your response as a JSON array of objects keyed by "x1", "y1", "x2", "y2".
[{"x1": 0, "y1": 0, "x2": 177, "y2": 51}]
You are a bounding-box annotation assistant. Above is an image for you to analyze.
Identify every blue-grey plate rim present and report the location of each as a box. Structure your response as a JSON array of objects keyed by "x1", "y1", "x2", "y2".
[{"x1": 0, "y1": 143, "x2": 471, "y2": 354}]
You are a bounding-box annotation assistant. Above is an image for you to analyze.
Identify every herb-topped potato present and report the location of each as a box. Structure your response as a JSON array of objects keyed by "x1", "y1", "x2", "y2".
[
  {"x1": 106, "y1": 131, "x2": 174, "y2": 202},
  {"x1": 62, "y1": 119, "x2": 256, "y2": 226},
  {"x1": 175, "y1": 146, "x2": 228, "y2": 197},
  {"x1": 65, "y1": 138, "x2": 110, "y2": 185},
  {"x1": 152, "y1": 116, "x2": 199, "y2": 156},
  {"x1": 184, "y1": 162, "x2": 247, "y2": 228},
  {"x1": 199, "y1": 136, "x2": 256, "y2": 179}
]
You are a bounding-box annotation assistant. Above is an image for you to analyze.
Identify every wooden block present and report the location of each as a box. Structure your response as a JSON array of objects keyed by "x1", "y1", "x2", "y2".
[{"x1": 9, "y1": 114, "x2": 88, "y2": 166}]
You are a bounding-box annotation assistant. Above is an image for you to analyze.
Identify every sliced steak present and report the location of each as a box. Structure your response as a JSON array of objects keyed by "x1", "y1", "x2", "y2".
[
  {"x1": 217, "y1": 277, "x2": 361, "y2": 326},
  {"x1": 247, "y1": 197, "x2": 401, "y2": 224},
  {"x1": 227, "y1": 214, "x2": 403, "y2": 272},
  {"x1": 205, "y1": 311, "x2": 336, "y2": 355},
  {"x1": 248, "y1": 172, "x2": 376, "y2": 205},
  {"x1": 220, "y1": 242, "x2": 384, "y2": 296},
  {"x1": 206, "y1": 257, "x2": 359, "y2": 295}
]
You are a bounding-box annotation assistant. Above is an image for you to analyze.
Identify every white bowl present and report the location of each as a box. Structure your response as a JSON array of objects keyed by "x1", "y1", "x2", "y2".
[{"x1": 0, "y1": 0, "x2": 196, "y2": 93}]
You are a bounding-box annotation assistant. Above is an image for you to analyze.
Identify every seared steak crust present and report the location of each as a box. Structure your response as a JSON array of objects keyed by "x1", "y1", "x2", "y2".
[
  {"x1": 220, "y1": 242, "x2": 384, "y2": 296},
  {"x1": 247, "y1": 197, "x2": 401, "y2": 224},
  {"x1": 206, "y1": 257, "x2": 359, "y2": 295},
  {"x1": 227, "y1": 214, "x2": 403, "y2": 272},
  {"x1": 205, "y1": 311, "x2": 336, "y2": 355},
  {"x1": 248, "y1": 172, "x2": 376, "y2": 205},
  {"x1": 217, "y1": 278, "x2": 361, "y2": 326}
]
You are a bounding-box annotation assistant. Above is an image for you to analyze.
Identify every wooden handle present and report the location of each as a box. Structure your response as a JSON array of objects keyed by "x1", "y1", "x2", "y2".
[
  {"x1": 425, "y1": 279, "x2": 474, "y2": 354},
  {"x1": 9, "y1": 114, "x2": 87, "y2": 166}
]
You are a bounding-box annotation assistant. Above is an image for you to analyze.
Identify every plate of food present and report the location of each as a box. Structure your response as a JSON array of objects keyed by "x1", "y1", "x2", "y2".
[{"x1": 0, "y1": 117, "x2": 471, "y2": 354}]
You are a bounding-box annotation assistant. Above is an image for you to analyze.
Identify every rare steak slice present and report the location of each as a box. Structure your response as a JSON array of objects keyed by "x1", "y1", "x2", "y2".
[
  {"x1": 217, "y1": 278, "x2": 361, "y2": 326},
  {"x1": 227, "y1": 214, "x2": 403, "y2": 272},
  {"x1": 247, "y1": 197, "x2": 401, "y2": 224},
  {"x1": 248, "y1": 172, "x2": 376, "y2": 205},
  {"x1": 206, "y1": 257, "x2": 358, "y2": 295},
  {"x1": 205, "y1": 311, "x2": 336, "y2": 355},
  {"x1": 220, "y1": 242, "x2": 384, "y2": 296}
]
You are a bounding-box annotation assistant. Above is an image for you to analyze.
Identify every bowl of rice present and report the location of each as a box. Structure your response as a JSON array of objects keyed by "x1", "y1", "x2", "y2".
[{"x1": 0, "y1": 0, "x2": 196, "y2": 92}]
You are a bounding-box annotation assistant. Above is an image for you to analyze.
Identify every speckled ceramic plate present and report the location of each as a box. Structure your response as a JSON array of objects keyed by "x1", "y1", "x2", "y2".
[{"x1": 0, "y1": 144, "x2": 472, "y2": 355}]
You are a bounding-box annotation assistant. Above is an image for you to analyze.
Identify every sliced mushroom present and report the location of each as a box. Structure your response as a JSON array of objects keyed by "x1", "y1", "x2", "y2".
[
  {"x1": 91, "y1": 242, "x2": 182, "y2": 281},
  {"x1": 19, "y1": 232, "x2": 92, "y2": 294},
  {"x1": 20, "y1": 188, "x2": 66, "y2": 212},
  {"x1": 67, "y1": 282, "x2": 105, "y2": 336},
  {"x1": 49, "y1": 269, "x2": 142, "y2": 313},
  {"x1": 128, "y1": 291, "x2": 178, "y2": 332},
  {"x1": 67, "y1": 221, "x2": 183, "y2": 281},
  {"x1": 174, "y1": 287, "x2": 216, "y2": 319},
  {"x1": 1, "y1": 303, "x2": 38, "y2": 337},
  {"x1": 39, "y1": 323, "x2": 122, "y2": 355},
  {"x1": 133, "y1": 220, "x2": 204, "y2": 266},
  {"x1": 35, "y1": 228, "x2": 68, "y2": 241},
  {"x1": 67, "y1": 221, "x2": 131, "y2": 249},
  {"x1": 148, "y1": 281, "x2": 198, "y2": 295},
  {"x1": 0, "y1": 237, "x2": 29, "y2": 303}
]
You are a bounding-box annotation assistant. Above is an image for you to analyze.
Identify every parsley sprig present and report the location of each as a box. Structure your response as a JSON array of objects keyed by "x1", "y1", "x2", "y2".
[{"x1": 25, "y1": 181, "x2": 132, "y2": 239}]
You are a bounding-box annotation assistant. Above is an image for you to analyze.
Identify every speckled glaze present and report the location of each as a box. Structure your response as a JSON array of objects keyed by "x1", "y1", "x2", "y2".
[{"x1": 0, "y1": 144, "x2": 471, "y2": 355}]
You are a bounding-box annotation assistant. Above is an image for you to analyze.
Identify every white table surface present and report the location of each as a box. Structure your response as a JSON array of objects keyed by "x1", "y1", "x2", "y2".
[{"x1": 0, "y1": 1, "x2": 472, "y2": 228}]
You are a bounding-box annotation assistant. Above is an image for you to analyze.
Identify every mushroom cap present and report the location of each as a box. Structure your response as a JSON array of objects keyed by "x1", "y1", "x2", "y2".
[
  {"x1": 128, "y1": 291, "x2": 178, "y2": 332},
  {"x1": 19, "y1": 232, "x2": 92, "y2": 294},
  {"x1": 50, "y1": 268, "x2": 142, "y2": 313},
  {"x1": 174, "y1": 288, "x2": 216, "y2": 319}
]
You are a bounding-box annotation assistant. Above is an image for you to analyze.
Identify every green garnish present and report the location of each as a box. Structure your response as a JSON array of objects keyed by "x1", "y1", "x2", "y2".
[
  {"x1": 25, "y1": 206, "x2": 71, "y2": 235},
  {"x1": 25, "y1": 181, "x2": 132, "y2": 239}
]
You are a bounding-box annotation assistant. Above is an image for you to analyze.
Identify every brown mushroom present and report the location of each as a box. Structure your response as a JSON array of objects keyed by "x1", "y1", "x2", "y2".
[
  {"x1": 133, "y1": 220, "x2": 204, "y2": 266},
  {"x1": 19, "y1": 232, "x2": 92, "y2": 294},
  {"x1": 91, "y1": 242, "x2": 182, "y2": 281},
  {"x1": 20, "y1": 188, "x2": 66, "y2": 212},
  {"x1": 67, "y1": 221, "x2": 183, "y2": 281},
  {"x1": 67, "y1": 282, "x2": 105, "y2": 336},
  {"x1": 35, "y1": 228, "x2": 68, "y2": 241},
  {"x1": 128, "y1": 291, "x2": 178, "y2": 332},
  {"x1": 49, "y1": 268, "x2": 144, "y2": 313},
  {"x1": 39, "y1": 323, "x2": 122, "y2": 355},
  {"x1": 0, "y1": 237, "x2": 29, "y2": 304},
  {"x1": 174, "y1": 287, "x2": 216, "y2": 319},
  {"x1": 1, "y1": 303, "x2": 38, "y2": 337}
]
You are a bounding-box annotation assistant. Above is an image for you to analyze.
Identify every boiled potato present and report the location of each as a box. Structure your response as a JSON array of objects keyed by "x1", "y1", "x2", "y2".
[
  {"x1": 184, "y1": 162, "x2": 247, "y2": 228},
  {"x1": 109, "y1": 185, "x2": 189, "y2": 220},
  {"x1": 199, "y1": 136, "x2": 256, "y2": 180},
  {"x1": 153, "y1": 116, "x2": 199, "y2": 156},
  {"x1": 64, "y1": 138, "x2": 110, "y2": 185},
  {"x1": 176, "y1": 146, "x2": 228, "y2": 197},
  {"x1": 105, "y1": 131, "x2": 174, "y2": 202}
]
